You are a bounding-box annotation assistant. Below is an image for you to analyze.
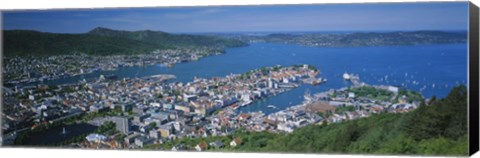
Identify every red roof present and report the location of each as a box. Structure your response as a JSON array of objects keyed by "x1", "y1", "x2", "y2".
[
  {"x1": 239, "y1": 114, "x2": 251, "y2": 120},
  {"x1": 198, "y1": 141, "x2": 208, "y2": 149},
  {"x1": 233, "y1": 137, "x2": 242, "y2": 144}
]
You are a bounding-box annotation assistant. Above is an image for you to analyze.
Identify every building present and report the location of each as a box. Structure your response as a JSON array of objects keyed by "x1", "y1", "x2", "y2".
[
  {"x1": 132, "y1": 106, "x2": 146, "y2": 114},
  {"x1": 121, "y1": 104, "x2": 133, "y2": 112},
  {"x1": 133, "y1": 113, "x2": 150, "y2": 123},
  {"x1": 149, "y1": 129, "x2": 160, "y2": 139},
  {"x1": 348, "y1": 92, "x2": 355, "y2": 98},
  {"x1": 277, "y1": 122, "x2": 296, "y2": 133},
  {"x1": 183, "y1": 94, "x2": 198, "y2": 102},
  {"x1": 158, "y1": 124, "x2": 173, "y2": 138},
  {"x1": 85, "y1": 133, "x2": 107, "y2": 143},
  {"x1": 387, "y1": 86, "x2": 399, "y2": 93},
  {"x1": 111, "y1": 116, "x2": 131, "y2": 135},
  {"x1": 171, "y1": 143, "x2": 186, "y2": 151},
  {"x1": 134, "y1": 136, "x2": 154, "y2": 148},
  {"x1": 174, "y1": 105, "x2": 191, "y2": 113},
  {"x1": 124, "y1": 133, "x2": 141, "y2": 145}
]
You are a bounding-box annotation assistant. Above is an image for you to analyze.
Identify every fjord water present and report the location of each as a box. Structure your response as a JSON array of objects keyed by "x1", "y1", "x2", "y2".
[
  {"x1": 44, "y1": 43, "x2": 467, "y2": 114},
  {"x1": 25, "y1": 123, "x2": 97, "y2": 145}
]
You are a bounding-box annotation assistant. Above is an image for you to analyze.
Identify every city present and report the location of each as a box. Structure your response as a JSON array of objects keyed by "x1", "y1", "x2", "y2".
[
  {"x1": 1, "y1": 2, "x2": 470, "y2": 156},
  {"x1": 3, "y1": 48, "x2": 224, "y2": 85},
  {"x1": 2, "y1": 58, "x2": 425, "y2": 151}
]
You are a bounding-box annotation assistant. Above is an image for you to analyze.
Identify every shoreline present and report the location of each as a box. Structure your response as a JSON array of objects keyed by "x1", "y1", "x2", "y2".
[{"x1": 3, "y1": 49, "x2": 228, "y2": 87}]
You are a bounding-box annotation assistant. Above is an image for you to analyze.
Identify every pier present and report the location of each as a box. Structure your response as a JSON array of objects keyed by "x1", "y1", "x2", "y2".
[{"x1": 343, "y1": 73, "x2": 363, "y2": 86}]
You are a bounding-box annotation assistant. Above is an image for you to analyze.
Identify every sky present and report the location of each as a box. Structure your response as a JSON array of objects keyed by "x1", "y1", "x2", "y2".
[{"x1": 1, "y1": 2, "x2": 469, "y2": 33}]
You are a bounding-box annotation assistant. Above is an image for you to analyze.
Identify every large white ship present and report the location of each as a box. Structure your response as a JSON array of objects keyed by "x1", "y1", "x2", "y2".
[{"x1": 241, "y1": 100, "x2": 253, "y2": 107}]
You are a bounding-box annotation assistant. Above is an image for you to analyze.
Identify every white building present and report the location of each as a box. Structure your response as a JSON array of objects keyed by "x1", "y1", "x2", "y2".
[
  {"x1": 387, "y1": 86, "x2": 399, "y2": 93},
  {"x1": 277, "y1": 122, "x2": 296, "y2": 133},
  {"x1": 85, "y1": 133, "x2": 107, "y2": 142},
  {"x1": 348, "y1": 92, "x2": 355, "y2": 98}
]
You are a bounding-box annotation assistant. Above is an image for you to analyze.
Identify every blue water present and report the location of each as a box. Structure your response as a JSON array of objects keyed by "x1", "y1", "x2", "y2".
[
  {"x1": 25, "y1": 123, "x2": 98, "y2": 145},
  {"x1": 41, "y1": 43, "x2": 467, "y2": 114}
]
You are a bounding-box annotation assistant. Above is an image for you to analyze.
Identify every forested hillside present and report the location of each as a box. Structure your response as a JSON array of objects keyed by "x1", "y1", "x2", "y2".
[{"x1": 3, "y1": 27, "x2": 247, "y2": 56}]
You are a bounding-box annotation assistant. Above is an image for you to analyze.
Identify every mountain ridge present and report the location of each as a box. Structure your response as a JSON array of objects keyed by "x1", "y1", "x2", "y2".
[
  {"x1": 2, "y1": 27, "x2": 248, "y2": 56},
  {"x1": 236, "y1": 30, "x2": 467, "y2": 47}
]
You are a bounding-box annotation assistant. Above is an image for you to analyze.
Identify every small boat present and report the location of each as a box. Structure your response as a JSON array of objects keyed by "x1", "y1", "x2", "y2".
[
  {"x1": 267, "y1": 105, "x2": 277, "y2": 109},
  {"x1": 312, "y1": 77, "x2": 327, "y2": 85}
]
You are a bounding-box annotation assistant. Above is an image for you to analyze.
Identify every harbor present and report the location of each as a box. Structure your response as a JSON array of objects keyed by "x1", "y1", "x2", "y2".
[
  {"x1": 2, "y1": 42, "x2": 467, "y2": 148},
  {"x1": 10, "y1": 43, "x2": 465, "y2": 99}
]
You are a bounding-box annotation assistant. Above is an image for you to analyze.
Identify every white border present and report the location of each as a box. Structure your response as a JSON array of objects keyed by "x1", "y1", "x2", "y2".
[{"x1": 0, "y1": 0, "x2": 479, "y2": 158}]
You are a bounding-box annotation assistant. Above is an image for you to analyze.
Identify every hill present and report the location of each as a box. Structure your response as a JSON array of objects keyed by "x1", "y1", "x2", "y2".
[
  {"x1": 236, "y1": 31, "x2": 467, "y2": 47},
  {"x1": 234, "y1": 86, "x2": 468, "y2": 155},
  {"x1": 2, "y1": 27, "x2": 248, "y2": 56},
  {"x1": 148, "y1": 85, "x2": 468, "y2": 156}
]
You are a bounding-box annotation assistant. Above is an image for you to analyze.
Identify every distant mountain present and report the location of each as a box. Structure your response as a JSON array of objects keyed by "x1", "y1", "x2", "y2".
[
  {"x1": 2, "y1": 27, "x2": 248, "y2": 56},
  {"x1": 86, "y1": 27, "x2": 247, "y2": 48},
  {"x1": 235, "y1": 31, "x2": 467, "y2": 47}
]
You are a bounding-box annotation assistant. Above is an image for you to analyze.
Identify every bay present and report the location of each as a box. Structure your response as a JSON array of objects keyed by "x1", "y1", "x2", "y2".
[{"x1": 40, "y1": 43, "x2": 468, "y2": 115}]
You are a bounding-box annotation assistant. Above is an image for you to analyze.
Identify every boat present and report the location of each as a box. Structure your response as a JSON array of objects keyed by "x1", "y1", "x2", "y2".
[
  {"x1": 267, "y1": 105, "x2": 277, "y2": 109},
  {"x1": 278, "y1": 83, "x2": 297, "y2": 88},
  {"x1": 241, "y1": 100, "x2": 253, "y2": 107},
  {"x1": 312, "y1": 77, "x2": 327, "y2": 85},
  {"x1": 343, "y1": 73, "x2": 351, "y2": 80},
  {"x1": 304, "y1": 90, "x2": 313, "y2": 102}
]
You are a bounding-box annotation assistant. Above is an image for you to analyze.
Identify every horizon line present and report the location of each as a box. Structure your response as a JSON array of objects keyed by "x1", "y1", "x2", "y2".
[{"x1": 2, "y1": 27, "x2": 469, "y2": 34}]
